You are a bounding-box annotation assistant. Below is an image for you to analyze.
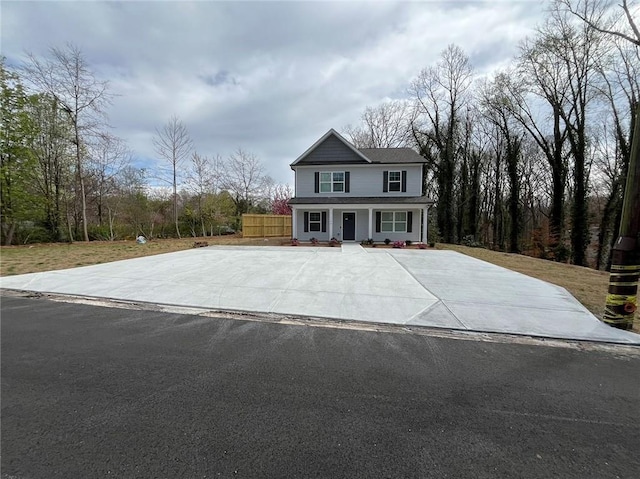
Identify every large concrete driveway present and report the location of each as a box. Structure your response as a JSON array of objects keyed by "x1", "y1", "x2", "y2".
[{"x1": 1, "y1": 244, "x2": 638, "y2": 344}]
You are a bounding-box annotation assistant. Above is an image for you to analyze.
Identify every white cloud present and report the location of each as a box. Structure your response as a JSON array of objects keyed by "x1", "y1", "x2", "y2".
[{"x1": 1, "y1": 0, "x2": 546, "y2": 185}]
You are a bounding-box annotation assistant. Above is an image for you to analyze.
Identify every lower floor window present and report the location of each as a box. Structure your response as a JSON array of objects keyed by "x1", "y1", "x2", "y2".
[
  {"x1": 381, "y1": 211, "x2": 407, "y2": 232},
  {"x1": 308, "y1": 212, "x2": 321, "y2": 232}
]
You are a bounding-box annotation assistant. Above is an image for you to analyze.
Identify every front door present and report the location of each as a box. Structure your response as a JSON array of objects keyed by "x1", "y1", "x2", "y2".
[{"x1": 343, "y1": 212, "x2": 356, "y2": 241}]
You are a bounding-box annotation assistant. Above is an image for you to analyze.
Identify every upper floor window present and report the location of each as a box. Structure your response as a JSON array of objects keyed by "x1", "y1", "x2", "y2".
[
  {"x1": 388, "y1": 171, "x2": 401, "y2": 192},
  {"x1": 321, "y1": 172, "x2": 344, "y2": 192},
  {"x1": 383, "y1": 170, "x2": 407, "y2": 193},
  {"x1": 315, "y1": 171, "x2": 350, "y2": 193}
]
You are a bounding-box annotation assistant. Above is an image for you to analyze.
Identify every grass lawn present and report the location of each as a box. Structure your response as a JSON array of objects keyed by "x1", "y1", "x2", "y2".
[
  {"x1": 0, "y1": 236, "x2": 287, "y2": 277},
  {"x1": 1, "y1": 237, "x2": 637, "y2": 333}
]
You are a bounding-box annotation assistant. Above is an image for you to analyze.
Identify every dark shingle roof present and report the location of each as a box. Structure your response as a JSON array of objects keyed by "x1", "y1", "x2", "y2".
[
  {"x1": 358, "y1": 148, "x2": 426, "y2": 164},
  {"x1": 288, "y1": 196, "x2": 434, "y2": 205},
  {"x1": 290, "y1": 129, "x2": 427, "y2": 166}
]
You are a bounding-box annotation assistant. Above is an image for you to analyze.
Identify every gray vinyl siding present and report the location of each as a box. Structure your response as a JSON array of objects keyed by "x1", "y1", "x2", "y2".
[
  {"x1": 300, "y1": 135, "x2": 367, "y2": 164},
  {"x1": 355, "y1": 210, "x2": 369, "y2": 241},
  {"x1": 293, "y1": 210, "x2": 329, "y2": 241},
  {"x1": 371, "y1": 209, "x2": 421, "y2": 243},
  {"x1": 294, "y1": 208, "x2": 422, "y2": 243},
  {"x1": 330, "y1": 209, "x2": 368, "y2": 242},
  {"x1": 295, "y1": 164, "x2": 423, "y2": 197},
  {"x1": 371, "y1": 231, "x2": 421, "y2": 242}
]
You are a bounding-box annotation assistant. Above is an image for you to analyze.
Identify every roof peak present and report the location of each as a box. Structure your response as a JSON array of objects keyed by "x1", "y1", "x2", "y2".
[{"x1": 290, "y1": 129, "x2": 371, "y2": 167}]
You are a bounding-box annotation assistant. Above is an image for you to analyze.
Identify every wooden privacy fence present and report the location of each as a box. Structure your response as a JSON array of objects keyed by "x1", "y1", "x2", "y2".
[{"x1": 242, "y1": 214, "x2": 292, "y2": 238}]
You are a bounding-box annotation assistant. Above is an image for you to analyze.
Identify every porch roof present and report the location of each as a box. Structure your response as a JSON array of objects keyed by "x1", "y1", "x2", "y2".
[{"x1": 288, "y1": 196, "x2": 434, "y2": 206}]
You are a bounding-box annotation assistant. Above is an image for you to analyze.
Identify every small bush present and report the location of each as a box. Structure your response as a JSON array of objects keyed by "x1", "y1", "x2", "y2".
[
  {"x1": 310, "y1": 237, "x2": 319, "y2": 245},
  {"x1": 88, "y1": 225, "x2": 115, "y2": 241},
  {"x1": 329, "y1": 237, "x2": 340, "y2": 247},
  {"x1": 552, "y1": 244, "x2": 571, "y2": 263},
  {"x1": 461, "y1": 235, "x2": 482, "y2": 248},
  {"x1": 384, "y1": 238, "x2": 391, "y2": 245},
  {"x1": 18, "y1": 225, "x2": 53, "y2": 244},
  {"x1": 417, "y1": 242, "x2": 427, "y2": 249},
  {"x1": 405, "y1": 240, "x2": 412, "y2": 246},
  {"x1": 360, "y1": 238, "x2": 374, "y2": 246},
  {"x1": 291, "y1": 238, "x2": 299, "y2": 246},
  {"x1": 427, "y1": 214, "x2": 441, "y2": 244},
  {"x1": 392, "y1": 240, "x2": 405, "y2": 249}
]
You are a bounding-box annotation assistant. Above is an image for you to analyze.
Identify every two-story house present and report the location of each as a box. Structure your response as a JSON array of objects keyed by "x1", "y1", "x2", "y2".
[{"x1": 288, "y1": 129, "x2": 434, "y2": 243}]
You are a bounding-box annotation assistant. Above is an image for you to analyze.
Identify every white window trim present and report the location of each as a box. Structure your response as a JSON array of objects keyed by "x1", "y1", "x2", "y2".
[
  {"x1": 381, "y1": 211, "x2": 407, "y2": 233},
  {"x1": 320, "y1": 171, "x2": 345, "y2": 193},
  {"x1": 388, "y1": 170, "x2": 402, "y2": 192},
  {"x1": 308, "y1": 212, "x2": 322, "y2": 232}
]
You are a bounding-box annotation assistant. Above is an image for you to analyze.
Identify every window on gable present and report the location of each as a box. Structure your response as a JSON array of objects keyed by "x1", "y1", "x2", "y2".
[
  {"x1": 308, "y1": 212, "x2": 321, "y2": 232},
  {"x1": 320, "y1": 171, "x2": 345, "y2": 193},
  {"x1": 381, "y1": 211, "x2": 407, "y2": 233},
  {"x1": 388, "y1": 171, "x2": 401, "y2": 192}
]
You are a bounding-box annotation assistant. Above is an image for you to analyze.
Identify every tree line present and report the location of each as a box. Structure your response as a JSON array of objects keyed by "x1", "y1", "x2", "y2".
[
  {"x1": 1, "y1": 47, "x2": 291, "y2": 245},
  {"x1": 345, "y1": 0, "x2": 639, "y2": 269},
  {"x1": 2, "y1": 0, "x2": 637, "y2": 272}
]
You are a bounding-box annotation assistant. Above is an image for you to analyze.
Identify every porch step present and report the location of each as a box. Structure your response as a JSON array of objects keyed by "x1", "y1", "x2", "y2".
[{"x1": 341, "y1": 243, "x2": 366, "y2": 254}]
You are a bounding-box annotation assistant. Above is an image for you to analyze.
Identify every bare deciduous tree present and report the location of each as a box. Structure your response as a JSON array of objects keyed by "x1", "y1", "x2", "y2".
[
  {"x1": 480, "y1": 73, "x2": 525, "y2": 253},
  {"x1": 592, "y1": 40, "x2": 639, "y2": 267},
  {"x1": 22, "y1": 43, "x2": 112, "y2": 242},
  {"x1": 219, "y1": 148, "x2": 269, "y2": 217},
  {"x1": 557, "y1": 0, "x2": 640, "y2": 46},
  {"x1": 153, "y1": 114, "x2": 193, "y2": 238},
  {"x1": 411, "y1": 44, "x2": 473, "y2": 243},
  {"x1": 345, "y1": 100, "x2": 414, "y2": 148},
  {"x1": 187, "y1": 152, "x2": 221, "y2": 236},
  {"x1": 513, "y1": 35, "x2": 571, "y2": 252},
  {"x1": 537, "y1": 9, "x2": 605, "y2": 265},
  {"x1": 87, "y1": 132, "x2": 130, "y2": 237}
]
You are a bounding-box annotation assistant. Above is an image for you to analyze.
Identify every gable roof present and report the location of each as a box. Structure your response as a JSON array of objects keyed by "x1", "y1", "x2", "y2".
[
  {"x1": 291, "y1": 129, "x2": 371, "y2": 166},
  {"x1": 291, "y1": 129, "x2": 427, "y2": 167},
  {"x1": 358, "y1": 148, "x2": 426, "y2": 164}
]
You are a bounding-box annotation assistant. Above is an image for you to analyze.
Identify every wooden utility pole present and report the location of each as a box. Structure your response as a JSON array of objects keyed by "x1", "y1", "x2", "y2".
[{"x1": 603, "y1": 103, "x2": 640, "y2": 330}]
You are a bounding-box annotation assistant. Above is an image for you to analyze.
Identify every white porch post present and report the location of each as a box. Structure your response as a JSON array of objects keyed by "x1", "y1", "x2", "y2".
[
  {"x1": 329, "y1": 207, "x2": 334, "y2": 239},
  {"x1": 368, "y1": 207, "x2": 373, "y2": 239},
  {"x1": 291, "y1": 207, "x2": 297, "y2": 238},
  {"x1": 422, "y1": 206, "x2": 429, "y2": 243}
]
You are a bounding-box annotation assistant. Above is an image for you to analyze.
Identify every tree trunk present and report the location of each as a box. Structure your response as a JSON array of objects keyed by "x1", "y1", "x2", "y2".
[
  {"x1": 4, "y1": 222, "x2": 16, "y2": 246},
  {"x1": 469, "y1": 155, "x2": 480, "y2": 239},
  {"x1": 75, "y1": 124, "x2": 89, "y2": 242},
  {"x1": 173, "y1": 165, "x2": 180, "y2": 239},
  {"x1": 66, "y1": 209, "x2": 74, "y2": 243},
  {"x1": 506, "y1": 140, "x2": 521, "y2": 254},
  {"x1": 571, "y1": 156, "x2": 588, "y2": 266}
]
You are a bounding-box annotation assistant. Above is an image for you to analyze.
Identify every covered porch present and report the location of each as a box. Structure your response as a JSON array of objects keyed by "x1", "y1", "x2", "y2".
[{"x1": 288, "y1": 197, "x2": 434, "y2": 243}]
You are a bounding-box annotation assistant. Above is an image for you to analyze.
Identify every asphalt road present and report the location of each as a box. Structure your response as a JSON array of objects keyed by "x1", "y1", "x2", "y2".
[{"x1": 2, "y1": 294, "x2": 639, "y2": 479}]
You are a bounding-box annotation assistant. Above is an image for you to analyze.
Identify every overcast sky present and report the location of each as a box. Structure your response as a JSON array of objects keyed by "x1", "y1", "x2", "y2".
[{"x1": 2, "y1": 0, "x2": 547, "y2": 186}]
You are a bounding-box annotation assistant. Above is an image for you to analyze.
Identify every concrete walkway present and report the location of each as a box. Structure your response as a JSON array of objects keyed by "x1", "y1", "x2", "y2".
[{"x1": 1, "y1": 246, "x2": 638, "y2": 345}]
